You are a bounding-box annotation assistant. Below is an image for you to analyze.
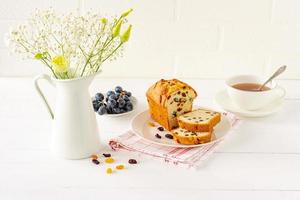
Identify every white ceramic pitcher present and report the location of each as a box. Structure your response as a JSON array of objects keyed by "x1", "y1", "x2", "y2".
[{"x1": 34, "y1": 74, "x2": 101, "y2": 159}]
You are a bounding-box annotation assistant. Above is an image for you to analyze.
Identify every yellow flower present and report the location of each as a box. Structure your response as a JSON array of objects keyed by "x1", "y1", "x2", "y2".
[
  {"x1": 112, "y1": 20, "x2": 122, "y2": 38},
  {"x1": 120, "y1": 25, "x2": 132, "y2": 43},
  {"x1": 121, "y1": 8, "x2": 133, "y2": 17},
  {"x1": 52, "y1": 55, "x2": 69, "y2": 73}
]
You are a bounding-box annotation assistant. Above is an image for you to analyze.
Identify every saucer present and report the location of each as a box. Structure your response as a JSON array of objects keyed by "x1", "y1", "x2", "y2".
[{"x1": 214, "y1": 90, "x2": 284, "y2": 117}]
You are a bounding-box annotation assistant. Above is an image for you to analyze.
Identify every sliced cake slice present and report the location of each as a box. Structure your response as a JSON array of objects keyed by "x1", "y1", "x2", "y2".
[
  {"x1": 177, "y1": 109, "x2": 221, "y2": 132},
  {"x1": 171, "y1": 127, "x2": 212, "y2": 145}
]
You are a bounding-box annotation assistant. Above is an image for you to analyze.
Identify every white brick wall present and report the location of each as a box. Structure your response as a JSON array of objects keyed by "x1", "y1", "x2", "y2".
[{"x1": 0, "y1": 0, "x2": 299, "y2": 79}]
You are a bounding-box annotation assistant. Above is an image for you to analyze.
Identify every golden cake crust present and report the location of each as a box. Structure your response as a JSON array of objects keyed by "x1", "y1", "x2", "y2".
[
  {"x1": 146, "y1": 79, "x2": 197, "y2": 131},
  {"x1": 171, "y1": 128, "x2": 212, "y2": 145},
  {"x1": 146, "y1": 79, "x2": 197, "y2": 107}
]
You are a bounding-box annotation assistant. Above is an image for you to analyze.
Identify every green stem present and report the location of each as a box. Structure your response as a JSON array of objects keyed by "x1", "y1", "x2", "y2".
[
  {"x1": 51, "y1": 33, "x2": 64, "y2": 54},
  {"x1": 94, "y1": 37, "x2": 114, "y2": 56},
  {"x1": 92, "y1": 37, "x2": 112, "y2": 71},
  {"x1": 95, "y1": 43, "x2": 123, "y2": 72},
  {"x1": 80, "y1": 56, "x2": 92, "y2": 77},
  {"x1": 64, "y1": 71, "x2": 69, "y2": 79},
  {"x1": 78, "y1": 45, "x2": 88, "y2": 57},
  {"x1": 80, "y1": 26, "x2": 107, "y2": 77},
  {"x1": 41, "y1": 58, "x2": 58, "y2": 79},
  {"x1": 18, "y1": 42, "x2": 30, "y2": 52},
  {"x1": 79, "y1": 45, "x2": 94, "y2": 70},
  {"x1": 102, "y1": 43, "x2": 122, "y2": 62}
]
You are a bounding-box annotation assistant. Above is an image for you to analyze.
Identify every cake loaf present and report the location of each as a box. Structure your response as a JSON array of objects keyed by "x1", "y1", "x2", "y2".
[{"x1": 146, "y1": 79, "x2": 197, "y2": 131}]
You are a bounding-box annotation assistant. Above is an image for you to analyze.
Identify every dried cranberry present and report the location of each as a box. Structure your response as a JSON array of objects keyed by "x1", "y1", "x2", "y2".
[
  {"x1": 128, "y1": 159, "x2": 137, "y2": 164},
  {"x1": 92, "y1": 159, "x2": 100, "y2": 165},
  {"x1": 103, "y1": 153, "x2": 111, "y2": 157},
  {"x1": 165, "y1": 134, "x2": 174, "y2": 139},
  {"x1": 155, "y1": 133, "x2": 162, "y2": 139},
  {"x1": 157, "y1": 127, "x2": 164, "y2": 131},
  {"x1": 172, "y1": 111, "x2": 177, "y2": 117}
]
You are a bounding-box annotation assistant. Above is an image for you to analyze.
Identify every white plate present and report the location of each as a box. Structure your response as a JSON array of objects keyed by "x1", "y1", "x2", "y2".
[
  {"x1": 96, "y1": 96, "x2": 137, "y2": 117},
  {"x1": 131, "y1": 108, "x2": 232, "y2": 148},
  {"x1": 214, "y1": 89, "x2": 284, "y2": 118}
]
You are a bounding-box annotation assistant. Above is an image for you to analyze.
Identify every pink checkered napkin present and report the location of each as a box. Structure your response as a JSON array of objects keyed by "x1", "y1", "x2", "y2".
[{"x1": 109, "y1": 112, "x2": 241, "y2": 169}]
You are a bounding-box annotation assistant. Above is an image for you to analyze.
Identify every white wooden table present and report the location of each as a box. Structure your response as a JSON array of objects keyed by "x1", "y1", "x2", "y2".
[{"x1": 0, "y1": 77, "x2": 300, "y2": 200}]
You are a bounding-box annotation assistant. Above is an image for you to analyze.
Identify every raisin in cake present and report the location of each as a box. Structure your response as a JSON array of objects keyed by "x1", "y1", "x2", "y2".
[
  {"x1": 172, "y1": 127, "x2": 212, "y2": 145},
  {"x1": 146, "y1": 79, "x2": 197, "y2": 131},
  {"x1": 177, "y1": 109, "x2": 221, "y2": 132}
]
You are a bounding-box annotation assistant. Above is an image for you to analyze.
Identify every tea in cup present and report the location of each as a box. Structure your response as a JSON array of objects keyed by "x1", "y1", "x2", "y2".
[{"x1": 226, "y1": 75, "x2": 285, "y2": 110}]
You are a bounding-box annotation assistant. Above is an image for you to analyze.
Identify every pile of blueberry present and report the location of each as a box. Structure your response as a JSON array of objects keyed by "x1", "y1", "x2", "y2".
[{"x1": 92, "y1": 86, "x2": 133, "y2": 115}]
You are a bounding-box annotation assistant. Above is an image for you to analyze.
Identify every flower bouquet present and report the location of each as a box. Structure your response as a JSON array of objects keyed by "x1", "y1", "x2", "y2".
[{"x1": 8, "y1": 8, "x2": 133, "y2": 79}]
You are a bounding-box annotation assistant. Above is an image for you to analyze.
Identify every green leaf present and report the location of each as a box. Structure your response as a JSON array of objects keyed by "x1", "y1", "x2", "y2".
[
  {"x1": 121, "y1": 8, "x2": 133, "y2": 18},
  {"x1": 112, "y1": 20, "x2": 122, "y2": 38},
  {"x1": 120, "y1": 25, "x2": 132, "y2": 43},
  {"x1": 34, "y1": 53, "x2": 43, "y2": 59},
  {"x1": 101, "y1": 18, "x2": 107, "y2": 24}
]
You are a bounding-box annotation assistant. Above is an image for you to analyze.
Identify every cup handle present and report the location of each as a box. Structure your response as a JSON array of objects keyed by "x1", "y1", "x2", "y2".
[
  {"x1": 268, "y1": 86, "x2": 286, "y2": 106},
  {"x1": 274, "y1": 86, "x2": 286, "y2": 100},
  {"x1": 33, "y1": 74, "x2": 55, "y2": 119}
]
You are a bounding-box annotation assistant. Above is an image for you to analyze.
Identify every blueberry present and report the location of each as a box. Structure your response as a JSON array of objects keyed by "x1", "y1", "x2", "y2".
[
  {"x1": 115, "y1": 92, "x2": 120, "y2": 99},
  {"x1": 106, "y1": 106, "x2": 113, "y2": 114},
  {"x1": 92, "y1": 99, "x2": 98, "y2": 104},
  {"x1": 115, "y1": 86, "x2": 123, "y2": 93},
  {"x1": 92, "y1": 99, "x2": 101, "y2": 112},
  {"x1": 118, "y1": 99, "x2": 126, "y2": 108},
  {"x1": 125, "y1": 91, "x2": 132, "y2": 97},
  {"x1": 108, "y1": 94, "x2": 117, "y2": 100},
  {"x1": 118, "y1": 94, "x2": 125, "y2": 100},
  {"x1": 123, "y1": 95, "x2": 130, "y2": 101},
  {"x1": 107, "y1": 90, "x2": 115, "y2": 97},
  {"x1": 120, "y1": 108, "x2": 126, "y2": 113},
  {"x1": 108, "y1": 99, "x2": 117, "y2": 107},
  {"x1": 125, "y1": 101, "x2": 133, "y2": 111},
  {"x1": 113, "y1": 107, "x2": 121, "y2": 114},
  {"x1": 97, "y1": 105, "x2": 107, "y2": 115},
  {"x1": 95, "y1": 93, "x2": 104, "y2": 101}
]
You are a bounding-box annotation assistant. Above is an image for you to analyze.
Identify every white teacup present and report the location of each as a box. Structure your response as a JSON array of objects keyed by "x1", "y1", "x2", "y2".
[{"x1": 226, "y1": 75, "x2": 285, "y2": 110}]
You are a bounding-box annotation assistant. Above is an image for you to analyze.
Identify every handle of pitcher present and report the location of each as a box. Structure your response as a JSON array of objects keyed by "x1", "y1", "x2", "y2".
[{"x1": 34, "y1": 74, "x2": 55, "y2": 119}]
